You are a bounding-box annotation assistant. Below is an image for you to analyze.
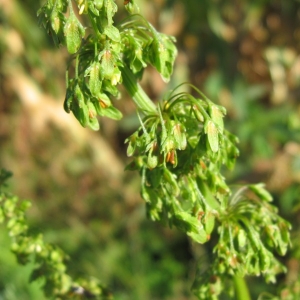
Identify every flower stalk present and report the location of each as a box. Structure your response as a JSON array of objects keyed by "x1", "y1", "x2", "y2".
[{"x1": 121, "y1": 65, "x2": 157, "y2": 114}]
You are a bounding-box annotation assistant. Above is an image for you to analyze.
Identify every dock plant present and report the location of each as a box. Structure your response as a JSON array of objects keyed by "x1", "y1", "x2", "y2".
[{"x1": 1, "y1": 1, "x2": 292, "y2": 299}]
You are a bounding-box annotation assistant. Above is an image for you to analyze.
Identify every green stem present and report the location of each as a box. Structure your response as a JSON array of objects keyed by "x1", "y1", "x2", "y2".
[
  {"x1": 233, "y1": 276, "x2": 251, "y2": 300},
  {"x1": 121, "y1": 65, "x2": 157, "y2": 114}
]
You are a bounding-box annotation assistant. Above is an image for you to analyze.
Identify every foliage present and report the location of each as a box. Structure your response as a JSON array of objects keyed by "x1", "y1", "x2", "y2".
[{"x1": 0, "y1": 169, "x2": 112, "y2": 299}]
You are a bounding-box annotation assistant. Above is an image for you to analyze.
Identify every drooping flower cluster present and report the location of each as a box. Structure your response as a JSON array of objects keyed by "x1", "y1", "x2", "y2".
[{"x1": 38, "y1": 0, "x2": 177, "y2": 129}]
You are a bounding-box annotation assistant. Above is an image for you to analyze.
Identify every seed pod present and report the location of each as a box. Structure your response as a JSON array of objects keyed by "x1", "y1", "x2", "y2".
[{"x1": 166, "y1": 149, "x2": 177, "y2": 166}]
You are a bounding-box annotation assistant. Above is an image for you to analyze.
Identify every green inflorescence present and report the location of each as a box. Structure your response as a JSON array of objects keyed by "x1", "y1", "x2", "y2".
[{"x1": 34, "y1": 1, "x2": 291, "y2": 299}]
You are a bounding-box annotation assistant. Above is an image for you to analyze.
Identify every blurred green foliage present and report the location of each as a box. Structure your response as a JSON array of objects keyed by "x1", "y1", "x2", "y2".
[{"x1": 0, "y1": 0, "x2": 300, "y2": 299}]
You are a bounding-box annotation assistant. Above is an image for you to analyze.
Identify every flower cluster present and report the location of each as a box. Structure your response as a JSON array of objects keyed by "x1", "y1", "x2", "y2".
[
  {"x1": 36, "y1": 1, "x2": 292, "y2": 299},
  {"x1": 193, "y1": 184, "x2": 291, "y2": 299},
  {"x1": 125, "y1": 86, "x2": 239, "y2": 243},
  {"x1": 38, "y1": 0, "x2": 177, "y2": 129}
]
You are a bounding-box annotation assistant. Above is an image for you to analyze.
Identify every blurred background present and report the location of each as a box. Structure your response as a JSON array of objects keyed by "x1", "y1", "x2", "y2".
[{"x1": 0, "y1": 0, "x2": 300, "y2": 299}]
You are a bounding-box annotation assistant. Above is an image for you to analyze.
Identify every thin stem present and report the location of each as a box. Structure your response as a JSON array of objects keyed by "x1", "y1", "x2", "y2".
[
  {"x1": 75, "y1": 55, "x2": 79, "y2": 78},
  {"x1": 233, "y1": 276, "x2": 251, "y2": 300},
  {"x1": 121, "y1": 65, "x2": 157, "y2": 114}
]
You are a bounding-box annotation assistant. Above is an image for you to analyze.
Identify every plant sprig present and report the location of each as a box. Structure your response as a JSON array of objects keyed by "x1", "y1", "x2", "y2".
[{"x1": 36, "y1": 1, "x2": 291, "y2": 299}]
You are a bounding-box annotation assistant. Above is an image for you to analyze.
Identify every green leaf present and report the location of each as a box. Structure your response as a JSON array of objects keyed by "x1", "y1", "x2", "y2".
[
  {"x1": 64, "y1": 12, "x2": 85, "y2": 54},
  {"x1": 203, "y1": 211, "x2": 215, "y2": 235},
  {"x1": 3, "y1": 196, "x2": 18, "y2": 214},
  {"x1": 125, "y1": 132, "x2": 138, "y2": 156},
  {"x1": 141, "y1": 184, "x2": 157, "y2": 204},
  {"x1": 100, "y1": 106, "x2": 123, "y2": 120},
  {"x1": 237, "y1": 228, "x2": 247, "y2": 248},
  {"x1": 85, "y1": 61, "x2": 102, "y2": 97},
  {"x1": 64, "y1": 81, "x2": 75, "y2": 113},
  {"x1": 94, "y1": 0, "x2": 104, "y2": 10},
  {"x1": 20, "y1": 200, "x2": 32, "y2": 212},
  {"x1": 87, "y1": 102, "x2": 100, "y2": 131},
  {"x1": 88, "y1": 116, "x2": 100, "y2": 131},
  {"x1": 147, "y1": 32, "x2": 177, "y2": 82},
  {"x1": 100, "y1": 50, "x2": 115, "y2": 78},
  {"x1": 73, "y1": 84, "x2": 89, "y2": 127},
  {"x1": 104, "y1": 0, "x2": 118, "y2": 26},
  {"x1": 88, "y1": 0, "x2": 100, "y2": 16},
  {"x1": 8, "y1": 219, "x2": 28, "y2": 237},
  {"x1": 188, "y1": 229, "x2": 208, "y2": 244},
  {"x1": 174, "y1": 211, "x2": 199, "y2": 234},
  {"x1": 193, "y1": 106, "x2": 205, "y2": 122},
  {"x1": 163, "y1": 168, "x2": 179, "y2": 196},
  {"x1": 173, "y1": 123, "x2": 187, "y2": 150},
  {"x1": 205, "y1": 120, "x2": 219, "y2": 152},
  {"x1": 174, "y1": 211, "x2": 208, "y2": 243},
  {"x1": 122, "y1": 33, "x2": 147, "y2": 74},
  {"x1": 124, "y1": 0, "x2": 140, "y2": 14},
  {"x1": 209, "y1": 104, "x2": 225, "y2": 133},
  {"x1": 50, "y1": 10, "x2": 65, "y2": 34},
  {"x1": 103, "y1": 25, "x2": 120, "y2": 42},
  {"x1": 258, "y1": 248, "x2": 271, "y2": 272},
  {"x1": 249, "y1": 183, "x2": 273, "y2": 202},
  {"x1": 110, "y1": 67, "x2": 122, "y2": 86}
]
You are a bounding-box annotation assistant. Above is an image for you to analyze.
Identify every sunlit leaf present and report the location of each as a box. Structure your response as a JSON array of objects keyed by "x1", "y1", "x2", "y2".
[
  {"x1": 249, "y1": 183, "x2": 273, "y2": 202},
  {"x1": 103, "y1": 25, "x2": 121, "y2": 42},
  {"x1": 205, "y1": 120, "x2": 219, "y2": 152},
  {"x1": 85, "y1": 61, "x2": 102, "y2": 96},
  {"x1": 104, "y1": 0, "x2": 117, "y2": 26},
  {"x1": 64, "y1": 12, "x2": 85, "y2": 54},
  {"x1": 100, "y1": 106, "x2": 123, "y2": 120},
  {"x1": 209, "y1": 104, "x2": 224, "y2": 132}
]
